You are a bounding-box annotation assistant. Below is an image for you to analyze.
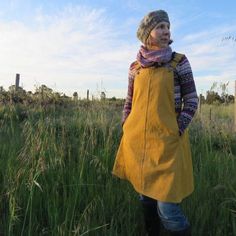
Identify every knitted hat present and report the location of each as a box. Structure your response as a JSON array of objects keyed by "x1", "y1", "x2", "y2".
[{"x1": 137, "y1": 10, "x2": 170, "y2": 44}]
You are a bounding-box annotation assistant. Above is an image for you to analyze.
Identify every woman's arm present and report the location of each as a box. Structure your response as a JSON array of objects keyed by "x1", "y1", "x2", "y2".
[
  {"x1": 176, "y1": 56, "x2": 199, "y2": 135},
  {"x1": 122, "y1": 61, "x2": 139, "y2": 125}
]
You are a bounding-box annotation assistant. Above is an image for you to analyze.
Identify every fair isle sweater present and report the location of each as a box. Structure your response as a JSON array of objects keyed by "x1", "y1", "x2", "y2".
[{"x1": 122, "y1": 54, "x2": 199, "y2": 135}]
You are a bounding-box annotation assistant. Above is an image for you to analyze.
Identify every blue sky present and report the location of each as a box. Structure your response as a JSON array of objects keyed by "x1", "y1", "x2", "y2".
[{"x1": 0, "y1": 0, "x2": 236, "y2": 98}]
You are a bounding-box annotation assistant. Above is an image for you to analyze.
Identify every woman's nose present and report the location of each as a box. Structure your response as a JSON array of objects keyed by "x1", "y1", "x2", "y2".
[{"x1": 163, "y1": 28, "x2": 170, "y2": 35}]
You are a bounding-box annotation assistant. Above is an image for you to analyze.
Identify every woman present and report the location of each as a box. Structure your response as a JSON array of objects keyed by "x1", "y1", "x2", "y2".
[{"x1": 112, "y1": 10, "x2": 198, "y2": 236}]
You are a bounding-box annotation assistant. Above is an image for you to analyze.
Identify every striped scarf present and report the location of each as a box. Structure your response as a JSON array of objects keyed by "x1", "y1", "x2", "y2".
[{"x1": 137, "y1": 45, "x2": 173, "y2": 67}]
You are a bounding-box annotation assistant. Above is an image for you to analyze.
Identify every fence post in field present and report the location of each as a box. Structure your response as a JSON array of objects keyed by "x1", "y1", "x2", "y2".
[
  {"x1": 198, "y1": 94, "x2": 202, "y2": 114},
  {"x1": 15, "y1": 73, "x2": 20, "y2": 91},
  {"x1": 234, "y1": 81, "x2": 236, "y2": 131},
  {"x1": 87, "y1": 89, "x2": 89, "y2": 100}
]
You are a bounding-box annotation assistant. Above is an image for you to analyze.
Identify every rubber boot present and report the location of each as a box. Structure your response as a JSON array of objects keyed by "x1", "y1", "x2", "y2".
[
  {"x1": 169, "y1": 226, "x2": 191, "y2": 236},
  {"x1": 141, "y1": 200, "x2": 161, "y2": 236}
]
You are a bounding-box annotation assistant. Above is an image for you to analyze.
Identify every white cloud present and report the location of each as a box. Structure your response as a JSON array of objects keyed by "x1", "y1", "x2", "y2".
[
  {"x1": 174, "y1": 24, "x2": 236, "y2": 95},
  {"x1": 0, "y1": 5, "x2": 138, "y2": 97},
  {"x1": 1, "y1": 4, "x2": 236, "y2": 99}
]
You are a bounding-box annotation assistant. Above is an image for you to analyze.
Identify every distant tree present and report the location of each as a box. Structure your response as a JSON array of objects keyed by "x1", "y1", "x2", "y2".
[
  {"x1": 224, "y1": 94, "x2": 234, "y2": 104},
  {"x1": 205, "y1": 91, "x2": 222, "y2": 104},
  {"x1": 34, "y1": 84, "x2": 55, "y2": 104},
  {"x1": 35, "y1": 84, "x2": 53, "y2": 97},
  {"x1": 110, "y1": 96, "x2": 117, "y2": 101},
  {"x1": 54, "y1": 92, "x2": 62, "y2": 99},
  {"x1": 199, "y1": 94, "x2": 206, "y2": 104},
  {"x1": 62, "y1": 94, "x2": 69, "y2": 99},
  {"x1": 0, "y1": 86, "x2": 5, "y2": 92},
  {"x1": 8, "y1": 85, "x2": 27, "y2": 103},
  {"x1": 100, "y1": 91, "x2": 106, "y2": 101},
  {"x1": 219, "y1": 82, "x2": 230, "y2": 104},
  {"x1": 73, "y1": 92, "x2": 78, "y2": 101},
  {"x1": 204, "y1": 82, "x2": 234, "y2": 105},
  {"x1": 8, "y1": 85, "x2": 16, "y2": 93}
]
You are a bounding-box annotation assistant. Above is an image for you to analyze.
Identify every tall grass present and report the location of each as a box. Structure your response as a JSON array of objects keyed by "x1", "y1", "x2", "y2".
[
  {"x1": 0, "y1": 102, "x2": 235, "y2": 235},
  {"x1": 184, "y1": 106, "x2": 236, "y2": 236}
]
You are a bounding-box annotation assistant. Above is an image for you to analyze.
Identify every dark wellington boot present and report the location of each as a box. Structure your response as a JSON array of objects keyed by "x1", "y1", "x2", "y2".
[
  {"x1": 141, "y1": 200, "x2": 161, "y2": 236},
  {"x1": 169, "y1": 226, "x2": 191, "y2": 236}
]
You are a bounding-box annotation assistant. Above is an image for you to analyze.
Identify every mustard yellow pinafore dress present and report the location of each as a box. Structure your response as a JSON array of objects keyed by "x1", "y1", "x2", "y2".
[{"x1": 112, "y1": 53, "x2": 194, "y2": 203}]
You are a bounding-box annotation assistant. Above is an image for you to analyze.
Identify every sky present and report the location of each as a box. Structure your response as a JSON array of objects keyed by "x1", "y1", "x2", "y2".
[{"x1": 0, "y1": 0, "x2": 236, "y2": 98}]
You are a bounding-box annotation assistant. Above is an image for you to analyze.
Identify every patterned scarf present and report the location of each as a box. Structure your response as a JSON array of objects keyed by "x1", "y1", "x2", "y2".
[{"x1": 137, "y1": 45, "x2": 173, "y2": 67}]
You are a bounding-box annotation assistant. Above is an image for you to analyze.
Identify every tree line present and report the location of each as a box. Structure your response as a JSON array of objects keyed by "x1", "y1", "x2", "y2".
[
  {"x1": 0, "y1": 82, "x2": 234, "y2": 106},
  {"x1": 200, "y1": 91, "x2": 234, "y2": 105},
  {"x1": 0, "y1": 84, "x2": 73, "y2": 106},
  {"x1": 200, "y1": 82, "x2": 234, "y2": 105},
  {"x1": 0, "y1": 84, "x2": 125, "y2": 106}
]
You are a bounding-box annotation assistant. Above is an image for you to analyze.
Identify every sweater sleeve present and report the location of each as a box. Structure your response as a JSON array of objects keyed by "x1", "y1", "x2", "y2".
[
  {"x1": 121, "y1": 61, "x2": 138, "y2": 125},
  {"x1": 176, "y1": 56, "x2": 199, "y2": 135}
]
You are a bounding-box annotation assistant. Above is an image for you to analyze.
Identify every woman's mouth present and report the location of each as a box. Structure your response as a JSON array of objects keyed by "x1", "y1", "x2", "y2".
[{"x1": 161, "y1": 39, "x2": 169, "y2": 42}]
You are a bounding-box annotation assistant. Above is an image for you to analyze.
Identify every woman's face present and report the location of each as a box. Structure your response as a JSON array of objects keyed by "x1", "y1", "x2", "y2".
[{"x1": 148, "y1": 21, "x2": 170, "y2": 49}]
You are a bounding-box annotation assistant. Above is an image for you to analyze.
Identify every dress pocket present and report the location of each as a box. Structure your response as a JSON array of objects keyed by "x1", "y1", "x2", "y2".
[{"x1": 122, "y1": 114, "x2": 131, "y2": 132}]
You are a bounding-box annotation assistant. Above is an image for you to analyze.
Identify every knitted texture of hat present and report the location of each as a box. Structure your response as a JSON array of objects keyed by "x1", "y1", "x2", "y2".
[{"x1": 137, "y1": 10, "x2": 170, "y2": 44}]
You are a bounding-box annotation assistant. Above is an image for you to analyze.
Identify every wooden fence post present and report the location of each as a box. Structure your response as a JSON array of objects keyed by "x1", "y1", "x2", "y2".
[
  {"x1": 234, "y1": 81, "x2": 236, "y2": 131},
  {"x1": 15, "y1": 73, "x2": 20, "y2": 91},
  {"x1": 87, "y1": 89, "x2": 89, "y2": 100},
  {"x1": 198, "y1": 94, "x2": 202, "y2": 115}
]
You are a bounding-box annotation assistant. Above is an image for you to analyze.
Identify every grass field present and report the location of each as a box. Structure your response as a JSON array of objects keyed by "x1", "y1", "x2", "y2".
[{"x1": 0, "y1": 102, "x2": 235, "y2": 236}]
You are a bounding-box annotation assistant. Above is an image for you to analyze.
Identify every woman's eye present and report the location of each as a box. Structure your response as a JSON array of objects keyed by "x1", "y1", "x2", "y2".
[{"x1": 155, "y1": 24, "x2": 170, "y2": 30}]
